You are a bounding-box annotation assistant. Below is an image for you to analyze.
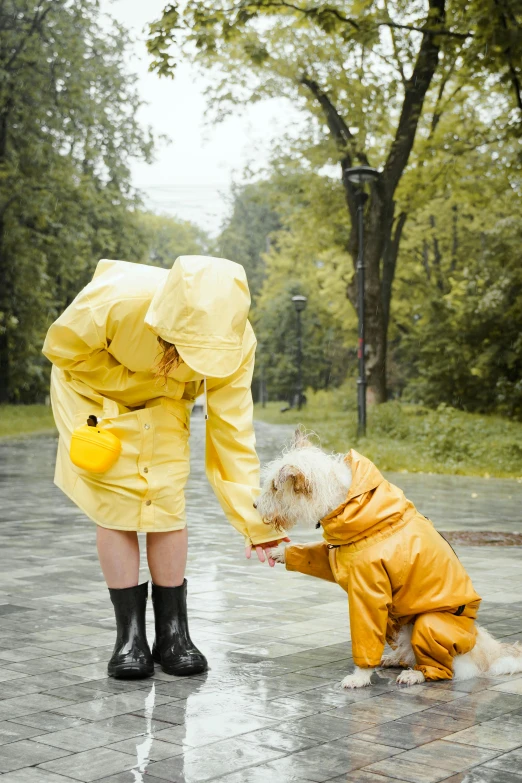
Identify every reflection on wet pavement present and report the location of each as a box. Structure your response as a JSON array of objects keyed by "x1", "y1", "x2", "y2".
[{"x1": 0, "y1": 416, "x2": 521, "y2": 782}]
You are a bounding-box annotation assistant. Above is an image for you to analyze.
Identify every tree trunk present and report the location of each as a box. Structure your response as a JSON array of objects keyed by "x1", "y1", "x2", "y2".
[
  {"x1": 0, "y1": 215, "x2": 9, "y2": 404},
  {"x1": 302, "y1": 0, "x2": 445, "y2": 404},
  {"x1": 0, "y1": 104, "x2": 10, "y2": 404},
  {"x1": 363, "y1": 190, "x2": 389, "y2": 404}
]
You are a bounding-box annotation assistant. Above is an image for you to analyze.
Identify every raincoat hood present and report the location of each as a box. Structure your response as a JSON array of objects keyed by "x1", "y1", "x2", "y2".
[
  {"x1": 144, "y1": 255, "x2": 251, "y2": 379},
  {"x1": 320, "y1": 449, "x2": 414, "y2": 546}
]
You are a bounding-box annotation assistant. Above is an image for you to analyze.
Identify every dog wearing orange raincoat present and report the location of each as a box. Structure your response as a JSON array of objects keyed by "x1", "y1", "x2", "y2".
[{"x1": 256, "y1": 430, "x2": 522, "y2": 689}]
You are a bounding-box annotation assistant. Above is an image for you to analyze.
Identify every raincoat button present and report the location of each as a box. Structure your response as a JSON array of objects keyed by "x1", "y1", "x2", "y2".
[
  {"x1": 143, "y1": 467, "x2": 149, "y2": 473},
  {"x1": 145, "y1": 500, "x2": 151, "y2": 506},
  {"x1": 144, "y1": 424, "x2": 150, "y2": 430}
]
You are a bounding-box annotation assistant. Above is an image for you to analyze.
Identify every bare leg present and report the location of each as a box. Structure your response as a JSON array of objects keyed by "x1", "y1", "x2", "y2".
[
  {"x1": 146, "y1": 528, "x2": 188, "y2": 587},
  {"x1": 96, "y1": 526, "x2": 140, "y2": 589}
]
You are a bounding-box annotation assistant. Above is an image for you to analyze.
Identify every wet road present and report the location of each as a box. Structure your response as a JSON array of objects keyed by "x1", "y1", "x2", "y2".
[{"x1": 0, "y1": 417, "x2": 521, "y2": 782}]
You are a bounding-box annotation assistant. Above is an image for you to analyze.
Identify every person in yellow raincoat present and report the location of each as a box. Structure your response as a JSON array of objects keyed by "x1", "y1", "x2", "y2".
[
  {"x1": 280, "y1": 450, "x2": 481, "y2": 681},
  {"x1": 42, "y1": 255, "x2": 283, "y2": 679}
]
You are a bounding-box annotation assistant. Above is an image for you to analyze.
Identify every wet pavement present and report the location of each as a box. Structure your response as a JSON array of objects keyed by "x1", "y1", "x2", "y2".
[{"x1": 0, "y1": 416, "x2": 521, "y2": 782}]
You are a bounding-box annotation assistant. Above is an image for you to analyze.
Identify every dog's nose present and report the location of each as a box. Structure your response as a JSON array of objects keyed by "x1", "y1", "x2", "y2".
[{"x1": 253, "y1": 502, "x2": 257, "y2": 509}]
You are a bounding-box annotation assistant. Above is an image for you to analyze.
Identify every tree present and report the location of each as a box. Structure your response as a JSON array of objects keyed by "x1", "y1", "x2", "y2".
[
  {"x1": 217, "y1": 181, "x2": 281, "y2": 299},
  {"x1": 138, "y1": 212, "x2": 212, "y2": 266},
  {"x1": 393, "y1": 163, "x2": 522, "y2": 418},
  {"x1": 251, "y1": 175, "x2": 355, "y2": 401},
  {"x1": 0, "y1": 0, "x2": 153, "y2": 402},
  {"x1": 148, "y1": 0, "x2": 521, "y2": 402}
]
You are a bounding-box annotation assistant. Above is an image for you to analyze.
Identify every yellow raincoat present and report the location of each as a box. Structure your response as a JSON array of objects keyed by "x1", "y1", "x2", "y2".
[
  {"x1": 42, "y1": 256, "x2": 279, "y2": 546},
  {"x1": 284, "y1": 450, "x2": 481, "y2": 680}
]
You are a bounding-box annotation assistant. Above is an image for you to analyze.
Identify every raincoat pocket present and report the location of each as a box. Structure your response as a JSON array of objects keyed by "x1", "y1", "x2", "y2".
[
  {"x1": 70, "y1": 419, "x2": 122, "y2": 473},
  {"x1": 70, "y1": 407, "x2": 138, "y2": 484}
]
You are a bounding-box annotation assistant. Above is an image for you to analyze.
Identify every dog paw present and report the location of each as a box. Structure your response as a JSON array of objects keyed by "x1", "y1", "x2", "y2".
[
  {"x1": 380, "y1": 654, "x2": 401, "y2": 668},
  {"x1": 271, "y1": 543, "x2": 287, "y2": 564},
  {"x1": 341, "y1": 670, "x2": 373, "y2": 689},
  {"x1": 396, "y1": 669, "x2": 425, "y2": 686}
]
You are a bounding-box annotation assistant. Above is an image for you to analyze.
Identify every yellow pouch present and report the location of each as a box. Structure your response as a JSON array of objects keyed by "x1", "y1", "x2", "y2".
[{"x1": 70, "y1": 417, "x2": 122, "y2": 474}]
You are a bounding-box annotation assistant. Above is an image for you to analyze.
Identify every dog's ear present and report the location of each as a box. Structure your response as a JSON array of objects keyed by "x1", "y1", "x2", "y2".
[
  {"x1": 276, "y1": 465, "x2": 312, "y2": 495},
  {"x1": 292, "y1": 425, "x2": 313, "y2": 450}
]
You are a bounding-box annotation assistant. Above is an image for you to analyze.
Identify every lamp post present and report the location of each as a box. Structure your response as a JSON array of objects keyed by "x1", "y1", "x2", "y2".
[
  {"x1": 258, "y1": 343, "x2": 266, "y2": 408},
  {"x1": 345, "y1": 165, "x2": 381, "y2": 437},
  {"x1": 292, "y1": 294, "x2": 307, "y2": 411}
]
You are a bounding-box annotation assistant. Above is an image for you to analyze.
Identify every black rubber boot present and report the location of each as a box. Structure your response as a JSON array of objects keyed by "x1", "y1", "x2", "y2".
[
  {"x1": 151, "y1": 579, "x2": 208, "y2": 676},
  {"x1": 107, "y1": 581, "x2": 154, "y2": 679}
]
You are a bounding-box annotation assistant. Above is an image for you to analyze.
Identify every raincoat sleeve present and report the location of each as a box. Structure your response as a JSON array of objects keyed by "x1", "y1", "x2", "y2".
[
  {"x1": 347, "y1": 559, "x2": 393, "y2": 668},
  {"x1": 42, "y1": 290, "x2": 150, "y2": 398},
  {"x1": 285, "y1": 542, "x2": 337, "y2": 583},
  {"x1": 205, "y1": 334, "x2": 281, "y2": 547}
]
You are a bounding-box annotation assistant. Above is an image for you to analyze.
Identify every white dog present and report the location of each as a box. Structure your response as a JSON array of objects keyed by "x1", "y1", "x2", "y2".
[{"x1": 257, "y1": 430, "x2": 522, "y2": 689}]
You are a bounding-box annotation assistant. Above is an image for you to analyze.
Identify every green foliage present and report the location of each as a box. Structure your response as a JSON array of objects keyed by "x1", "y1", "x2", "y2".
[
  {"x1": 0, "y1": 0, "x2": 154, "y2": 402},
  {"x1": 148, "y1": 0, "x2": 521, "y2": 406},
  {"x1": 217, "y1": 182, "x2": 281, "y2": 298},
  {"x1": 138, "y1": 212, "x2": 213, "y2": 266},
  {"x1": 392, "y1": 141, "x2": 522, "y2": 418},
  {"x1": 255, "y1": 390, "x2": 522, "y2": 478},
  {"x1": 254, "y1": 280, "x2": 352, "y2": 402},
  {"x1": 247, "y1": 170, "x2": 355, "y2": 401}
]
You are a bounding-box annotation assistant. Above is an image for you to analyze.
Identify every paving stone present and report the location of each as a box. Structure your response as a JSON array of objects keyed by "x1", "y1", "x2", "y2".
[
  {"x1": 325, "y1": 692, "x2": 435, "y2": 724},
  {"x1": 147, "y1": 737, "x2": 287, "y2": 781},
  {"x1": 277, "y1": 713, "x2": 376, "y2": 741},
  {"x1": 32, "y1": 713, "x2": 173, "y2": 752},
  {"x1": 94, "y1": 775, "x2": 174, "y2": 783},
  {"x1": 257, "y1": 738, "x2": 402, "y2": 781},
  {"x1": 153, "y1": 709, "x2": 275, "y2": 747},
  {"x1": 0, "y1": 720, "x2": 48, "y2": 745},
  {"x1": 351, "y1": 718, "x2": 453, "y2": 749},
  {"x1": 442, "y1": 770, "x2": 522, "y2": 783},
  {"x1": 39, "y1": 746, "x2": 138, "y2": 781},
  {"x1": 210, "y1": 767, "x2": 314, "y2": 783},
  {"x1": 483, "y1": 746, "x2": 522, "y2": 775},
  {"x1": 105, "y1": 736, "x2": 184, "y2": 761},
  {"x1": 0, "y1": 769, "x2": 78, "y2": 782},
  {"x1": 390, "y1": 738, "x2": 501, "y2": 773},
  {"x1": 366, "y1": 756, "x2": 464, "y2": 783},
  {"x1": 0, "y1": 693, "x2": 77, "y2": 721},
  {"x1": 337, "y1": 772, "x2": 416, "y2": 783},
  {"x1": 10, "y1": 712, "x2": 90, "y2": 732},
  {"x1": 444, "y1": 719, "x2": 522, "y2": 751},
  {"x1": 0, "y1": 739, "x2": 72, "y2": 773},
  {"x1": 491, "y1": 677, "x2": 522, "y2": 695}
]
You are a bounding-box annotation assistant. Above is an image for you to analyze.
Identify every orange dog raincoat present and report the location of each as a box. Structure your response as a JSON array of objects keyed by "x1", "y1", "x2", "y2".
[{"x1": 283, "y1": 450, "x2": 481, "y2": 680}]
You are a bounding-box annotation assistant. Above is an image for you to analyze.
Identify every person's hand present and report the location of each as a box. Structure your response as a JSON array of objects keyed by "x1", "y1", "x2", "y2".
[{"x1": 245, "y1": 538, "x2": 291, "y2": 568}]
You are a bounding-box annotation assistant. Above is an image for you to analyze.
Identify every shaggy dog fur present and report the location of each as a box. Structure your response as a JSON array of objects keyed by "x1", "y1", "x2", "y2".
[{"x1": 257, "y1": 430, "x2": 522, "y2": 689}]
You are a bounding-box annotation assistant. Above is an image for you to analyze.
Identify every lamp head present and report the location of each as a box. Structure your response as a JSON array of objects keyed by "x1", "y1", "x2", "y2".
[
  {"x1": 345, "y1": 165, "x2": 380, "y2": 185},
  {"x1": 292, "y1": 295, "x2": 308, "y2": 313}
]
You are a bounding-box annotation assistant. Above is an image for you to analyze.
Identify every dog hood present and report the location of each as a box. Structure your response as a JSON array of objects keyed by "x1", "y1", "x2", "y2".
[
  {"x1": 320, "y1": 450, "x2": 415, "y2": 546},
  {"x1": 144, "y1": 255, "x2": 251, "y2": 379}
]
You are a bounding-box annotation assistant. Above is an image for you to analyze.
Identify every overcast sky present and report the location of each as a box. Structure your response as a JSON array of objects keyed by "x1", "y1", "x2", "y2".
[{"x1": 101, "y1": 0, "x2": 298, "y2": 234}]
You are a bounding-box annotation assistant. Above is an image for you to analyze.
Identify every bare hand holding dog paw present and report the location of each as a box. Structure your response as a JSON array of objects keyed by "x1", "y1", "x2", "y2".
[{"x1": 245, "y1": 538, "x2": 291, "y2": 567}]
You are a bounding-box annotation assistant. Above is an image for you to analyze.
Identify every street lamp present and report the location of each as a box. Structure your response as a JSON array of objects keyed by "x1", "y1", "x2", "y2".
[
  {"x1": 345, "y1": 165, "x2": 380, "y2": 437},
  {"x1": 258, "y1": 342, "x2": 266, "y2": 408},
  {"x1": 292, "y1": 294, "x2": 307, "y2": 411}
]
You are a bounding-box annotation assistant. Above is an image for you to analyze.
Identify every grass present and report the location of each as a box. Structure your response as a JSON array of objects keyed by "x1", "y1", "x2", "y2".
[
  {"x1": 0, "y1": 404, "x2": 56, "y2": 439},
  {"x1": 254, "y1": 386, "x2": 522, "y2": 479},
  {"x1": 2, "y1": 395, "x2": 521, "y2": 479}
]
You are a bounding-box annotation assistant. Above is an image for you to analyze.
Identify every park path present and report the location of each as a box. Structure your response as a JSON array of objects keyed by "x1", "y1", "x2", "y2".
[{"x1": 0, "y1": 416, "x2": 521, "y2": 782}]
